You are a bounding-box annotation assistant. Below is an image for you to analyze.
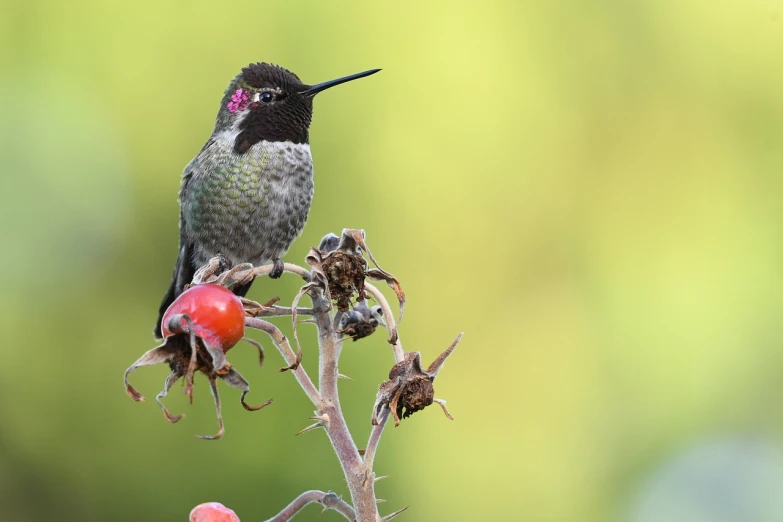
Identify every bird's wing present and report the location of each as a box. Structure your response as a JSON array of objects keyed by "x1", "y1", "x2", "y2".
[{"x1": 153, "y1": 169, "x2": 197, "y2": 338}]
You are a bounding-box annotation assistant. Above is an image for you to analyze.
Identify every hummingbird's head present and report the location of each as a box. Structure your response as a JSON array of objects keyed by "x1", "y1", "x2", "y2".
[{"x1": 215, "y1": 63, "x2": 381, "y2": 154}]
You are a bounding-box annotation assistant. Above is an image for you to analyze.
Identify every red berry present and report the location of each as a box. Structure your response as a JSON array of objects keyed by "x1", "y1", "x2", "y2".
[
  {"x1": 161, "y1": 284, "x2": 245, "y2": 351},
  {"x1": 190, "y1": 502, "x2": 240, "y2": 522}
]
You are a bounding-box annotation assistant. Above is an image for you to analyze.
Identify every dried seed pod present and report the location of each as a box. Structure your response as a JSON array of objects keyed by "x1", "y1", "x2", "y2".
[
  {"x1": 305, "y1": 229, "x2": 404, "y2": 317},
  {"x1": 372, "y1": 334, "x2": 463, "y2": 426},
  {"x1": 338, "y1": 301, "x2": 384, "y2": 341}
]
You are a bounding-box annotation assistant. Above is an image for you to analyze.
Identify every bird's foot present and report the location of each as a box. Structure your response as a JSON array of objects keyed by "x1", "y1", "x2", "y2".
[
  {"x1": 270, "y1": 258, "x2": 285, "y2": 279},
  {"x1": 217, "y1": 254, "x2": 233, "y2": 273}
]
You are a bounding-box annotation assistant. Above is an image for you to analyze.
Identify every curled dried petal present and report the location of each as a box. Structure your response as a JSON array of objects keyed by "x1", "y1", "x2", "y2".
[
  {"x1": 196, "y1": 375, "x2": 225, "y2": 440},
  {"x1": 290, "y1": 281, "x2": 319, "y2": 361},
  {"x1": 240, "y1": 337, "x2": 265, "y2": 367},
  {"x1": 366, "y1": 269, "x2": 406, "y2": 324},
  {"x1": 156, "y1": 371, "x2": 185, "y2": 423},
  {"x1": 124, "y1": 342, "x2": 178, "y2": 401},
  {"x1": 433, "y1": 398, "x2": 454, "y2": 420},
  {"x1": 241, "y1": 392, "x2": 274, "y2": 412},
  {"x1": 218, "y1": 366, "x2": 274, "y2": 412}
]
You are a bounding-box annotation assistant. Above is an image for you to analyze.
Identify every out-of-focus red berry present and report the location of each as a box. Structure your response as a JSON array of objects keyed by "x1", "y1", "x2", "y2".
[
  {"x1": 190, "y1": 502, "x2": 240, "y2": 522},
  {"x1": 162, "y1": 284, "x2": 245, "y2": 352}
]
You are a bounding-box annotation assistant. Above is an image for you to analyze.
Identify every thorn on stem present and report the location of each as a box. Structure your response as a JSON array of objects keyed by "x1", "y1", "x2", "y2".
[
  {"x1": 295, "y1": 422, "x2": 323, "y2": 436},
  {"x1": 380, "y1": 506, "x2": 409, "y2": 522},
  {"x1": 310, "y1": 413, "x2": 330, "y2": 428}
]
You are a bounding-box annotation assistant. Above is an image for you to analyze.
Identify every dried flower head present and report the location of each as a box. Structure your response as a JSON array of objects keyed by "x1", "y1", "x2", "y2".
[
  {"x1": 302, "y1": 229, "x2": 405, "y2": 316},
  {"x1": 373, "y1": 333, "x2": 463, "y2": 426},
  {"x1": 312, "y1": 230, "x2": 368, "y2": 312},
  {"x1": 287, "y1": 229, "x2": 405, "y2": 356}
]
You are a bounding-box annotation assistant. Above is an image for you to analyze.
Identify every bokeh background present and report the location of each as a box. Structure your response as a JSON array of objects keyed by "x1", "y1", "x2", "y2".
[{"x1": 2, "y1": 1, "x2": 783, "y2": 521}]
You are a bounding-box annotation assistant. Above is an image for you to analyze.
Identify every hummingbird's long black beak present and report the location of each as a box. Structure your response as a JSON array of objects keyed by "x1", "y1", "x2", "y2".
[{"x1": 300, "y1": 69, "x2": 381, "y2": 97}]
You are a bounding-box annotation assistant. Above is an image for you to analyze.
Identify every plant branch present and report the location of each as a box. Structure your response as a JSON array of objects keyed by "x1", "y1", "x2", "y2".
[
  {"x1": 244, "y1": 317, "x2": 322, "y2": 407},
  {"x1": 364, "y1": 282, "x2": 404, "y2": 363},
  {"x1": 256, "y1": 306, "x2": 315, "y2": 318},
  {"x1": 309, "y1": 288, "x2": 380, "y2": 521},
  {"x1": 243, "y1": 262, "x2": 312, "y2": 281},
  {"x1": 312, "y1": 289, "x2": 341, "y2": 403},
  {"x1": 264, "y1": 490, "x2": 356, "y2": 522},
  {"x1": 247, "y1": 247, "x2": 407, "y2": 521},
  {"x1": 363, "y1": 407, "x2": 389, "y2": 475},
  {"x1": 361, "y1": 282, "x2": 402, "y2": 480}
]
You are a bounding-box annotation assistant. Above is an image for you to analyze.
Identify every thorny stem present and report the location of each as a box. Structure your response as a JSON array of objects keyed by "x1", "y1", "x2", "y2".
[
  {"x1": 313, "y1": 289, "x2": 341, "y2": 403},
  {"x1": 256, "y1": 306, "x2": 315, "y2": 318},
  {"x1": 254, "y1": 263, "x2": 409, "y2": 522},
  {"x1": 360, "y1": 285, "x2": 403, "y2": 477},
  {"x1": 244, "y1": 317, "x2": 322, "y2": 407},
  {"x1": 364, "y1": 282, "x2": 404, "y2": 364},
  {"x1": 263, "y1": 490, "x2": 356, "y2": 522},
  {"x1": 309, "y1": 288, "x2": 381, "y2": 522},
  {"x1": 362, "y1": 408, "x2": 389, "y2": 476}
]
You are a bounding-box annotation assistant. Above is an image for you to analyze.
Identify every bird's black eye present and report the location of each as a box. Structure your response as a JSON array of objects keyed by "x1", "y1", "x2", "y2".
[{"x1": 260, "y1": 92, "x2": 273, "y2": 103}]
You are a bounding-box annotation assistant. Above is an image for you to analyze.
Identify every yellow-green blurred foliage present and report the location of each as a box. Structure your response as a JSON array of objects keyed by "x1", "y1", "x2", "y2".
[{"x1": 1, "y1": 1, "x2": 783, "y2": 521}]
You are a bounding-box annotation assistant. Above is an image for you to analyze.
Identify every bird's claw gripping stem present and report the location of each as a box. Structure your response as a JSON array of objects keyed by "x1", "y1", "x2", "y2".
[{"x1": 270, "y1": 258, "x2": 285, "y2": 279}]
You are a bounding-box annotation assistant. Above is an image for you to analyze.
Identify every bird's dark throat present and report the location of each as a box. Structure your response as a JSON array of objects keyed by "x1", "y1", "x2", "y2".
[{"x1": 234, "y1": 109, "x2": 310, "y2": 153}]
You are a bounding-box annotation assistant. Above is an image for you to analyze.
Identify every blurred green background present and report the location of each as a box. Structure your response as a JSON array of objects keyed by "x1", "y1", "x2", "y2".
[{"x1": 2, "y1": 1, "x2": 783, "y2": 521}]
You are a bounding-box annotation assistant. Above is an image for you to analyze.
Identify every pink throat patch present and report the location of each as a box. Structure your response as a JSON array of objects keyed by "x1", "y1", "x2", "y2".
[{"x1": 227, "y1": 88, "x2": 250, "y2": 113}]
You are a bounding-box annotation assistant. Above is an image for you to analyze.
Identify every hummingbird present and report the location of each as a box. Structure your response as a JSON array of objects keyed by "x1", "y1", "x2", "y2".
[{"x1": 154, "y1": 63, "x2": 380, "y2": 338}]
